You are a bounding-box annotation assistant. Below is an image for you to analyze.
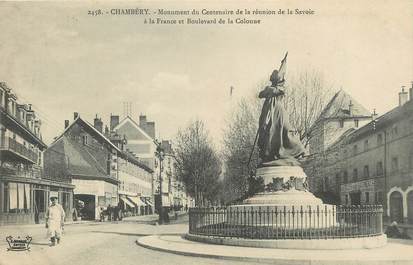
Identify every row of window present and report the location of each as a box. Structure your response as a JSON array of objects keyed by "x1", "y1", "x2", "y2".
[
  {"x1": 80, "y1": 134, "x2": 152, "y2": 182},
  {"x1": 337, "y1": 157, "x2": 405, "y2": 183},
  {"x1": 1, "y1": 182, "x2": 71, "y2": 214},
  {"x1": 0, "y1": 87, "x2": 41, "y2": 137},
  {"x1": 343, "y1": 191, "x2": 383, "y2": 205},
  {"x1": 350, "y1": 124, "x2": 406, "y2": 157},
  {"x1": 118, "y1": 181, "x2": 151, "y2": 195},
  {"x1": 118, "y1": 160, "x2": 152, "y2": 183},
  {"x1": 1, "y1": 128, "x2": 43, "y2": 165}
]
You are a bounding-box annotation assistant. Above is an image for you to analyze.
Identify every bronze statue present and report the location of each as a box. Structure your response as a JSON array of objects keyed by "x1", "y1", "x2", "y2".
[{"x1": 256, "y1": 54, "x2": 305, "y2": 166}]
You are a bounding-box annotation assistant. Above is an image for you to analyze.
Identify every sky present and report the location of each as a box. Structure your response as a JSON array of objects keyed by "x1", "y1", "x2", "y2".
[{"x1": 0, "y1": 0, "x2": 412, "y2": 147}]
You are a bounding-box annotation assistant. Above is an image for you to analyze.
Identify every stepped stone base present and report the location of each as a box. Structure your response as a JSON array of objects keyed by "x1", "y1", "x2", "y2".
[
  {"x1": 243, "y1": 189, "x2": 323, "y2": 205},
  {"x1": 228, "y1": 165, "x2": 336, "y2": 228}
]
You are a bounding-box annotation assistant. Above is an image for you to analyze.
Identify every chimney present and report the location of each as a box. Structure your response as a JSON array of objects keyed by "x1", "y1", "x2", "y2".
[
  {"x1": 410, "y1": 81, "x2": 413, "y2": 101},
  {"x1": 64, "y1": 120, "x2": 70, "y2": 129},
  {"x1": 74, "y1": 112, "x2": 79, "y2": 120},
  {"x1": 145, "y1": 121, "x2": 155, "y2": 139},
  {"x1": 399, "y1": 86, "x2": 408, "y2": 106},
  {"x1": 110, "y1": 114, "x2": 119, "y2": 131},
  {"x1": 93, "y1": 114, "x2": 103, "y2": 133},
  {"x1": 139, "y1": 114, "x2": 147, "y2": 127},
  {"x1": 348, "y1": 101, "x2": 353, "y2": 116},
  {"x1": 371, "y1": 109, "x2": 378, "y2": 120},
  {"x1": 104, "y1": 125, "x2": 109, "y2": 136}
]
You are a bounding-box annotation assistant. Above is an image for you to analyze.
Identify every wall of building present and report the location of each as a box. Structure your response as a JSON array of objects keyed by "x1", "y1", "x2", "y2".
[
  {"x1": 305, "y1": 90, "x2": 413, "y2": 224},
  {"x1": 72, "y1": 178, "x2": 117, "y2": 220},
  {"x1": 117, "y1": 157, "x2": 152, "y2": 197}
]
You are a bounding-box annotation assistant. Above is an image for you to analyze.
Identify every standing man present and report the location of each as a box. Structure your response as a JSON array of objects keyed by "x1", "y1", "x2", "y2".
[{"x1": 45, "y1": 196, "x2": 65, "y2": 246}]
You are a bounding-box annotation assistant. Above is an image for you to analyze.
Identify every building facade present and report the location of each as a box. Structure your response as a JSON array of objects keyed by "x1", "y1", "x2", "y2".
[
  {"x1": 45, "y1": 113, "x2": 120, "y2": 220},
  {"x1": 304, "y1": 85, "x2": 413, "y2": 224},
  {"x1": 111, "y1": 114, "x2": 157, "y2": 169},
  {"x1": 160, "y1": 140, "x2": 188, "y2": 210},
  {"x1": 106, "y1": 115, "x2": 156, "y2": 214},
  {"x1": 116, "y1": 154, "x2": 154, "y2": 215},
  {"x1": 0, "y1": 82, "x2": 74, "y2": 225}
]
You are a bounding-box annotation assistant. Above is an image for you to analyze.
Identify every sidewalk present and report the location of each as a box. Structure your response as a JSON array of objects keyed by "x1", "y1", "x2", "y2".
[
  {"x1": 137, "y1": 235, "x2": 413, "y2": 265},
  {"x1": 122, "y1": 211, "x2": 188, "y2": 224},
  {"x1": 122, "y1": 214, "x2": 159, "y2": 223},
  {"x1": 0, "y1": 219, "x2": 94, "y2": 230}
]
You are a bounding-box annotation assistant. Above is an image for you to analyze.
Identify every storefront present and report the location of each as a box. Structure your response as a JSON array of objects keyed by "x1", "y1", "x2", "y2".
[
  {"x1": 0, "y1": 177, "x2": 74, "y2": 225},
  {"x1": 72, "y1": 178, "x2": 118, "y2": 220}
]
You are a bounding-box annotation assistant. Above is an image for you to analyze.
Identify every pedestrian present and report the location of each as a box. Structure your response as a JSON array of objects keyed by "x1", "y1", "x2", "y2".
[
  {"x1": 107, "y1": 205, "x2": 112, "y2": 221},
  {"x1": 45, "y1": 196, "x2": 65, "y2": 247},
  {"x1": 113, "y1": 205, "x2": 119, "y2": 221},
  {"x1": 99, "y1": 207, "x2": 105, "y2": 222}
]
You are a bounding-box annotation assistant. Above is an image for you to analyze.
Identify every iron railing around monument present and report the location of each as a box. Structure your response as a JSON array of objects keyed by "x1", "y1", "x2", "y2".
[{"x1": 188, "y1": 205, "x2": 383, "y2": 240}]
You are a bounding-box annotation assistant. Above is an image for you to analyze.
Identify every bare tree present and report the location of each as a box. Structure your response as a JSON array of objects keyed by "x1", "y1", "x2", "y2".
[
  {"x1": 222, "y1": 98, "x2": 260, "y2": 203},
  {"x1": 174, "y1": 119, "x2": 222, "y2": 206},
  {"x1": 284, "y1": 70, "x2": 334, "y2": 148}
]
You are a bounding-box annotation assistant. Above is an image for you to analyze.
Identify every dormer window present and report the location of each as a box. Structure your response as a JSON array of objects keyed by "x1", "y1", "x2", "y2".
[
  {"x1": 364, "y1": 140, "x2": 369, "y2": 151},
  {"x1": 339, "y1": 119, "x2": 344, "y2": 128},
  {"x1": 354, "y1": 119, "x2": 359, "y2": 128},
  {"x1": 377, "y1": 134, "x2": 383, "y2": 145},
  {"x1": 392, "y1": 125, "x2": 398, "y2": 136},
  {"x1": 82, "y1": 135, "x2": 88, "y2": 145}
]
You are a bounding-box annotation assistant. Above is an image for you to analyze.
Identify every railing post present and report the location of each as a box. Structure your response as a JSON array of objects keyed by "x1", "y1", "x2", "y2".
[
  {"x1": 300, "y1": 205, "x2": 303, "y2": 239},
  {"x1": 378, "y1": 205, "x2": 383, "y2": 234},
  {"x1": 283, "y1": 206, "x2": 287, "y2": 239},
  {"x1": 316, "y1": 205, "x2": 320, "y2": 239},
  {"x1": 258, "y1": 206, "x2": 262, "y2": 239},
  {"x1": 267, "y1": 206, "x2": 270, "y2": 239},
  {"x1": 308, "y1": 205, "x2": 312, "y2": 238},
  {"x1": 275, "y1": 206, "x2": 278, "y2": 239}
]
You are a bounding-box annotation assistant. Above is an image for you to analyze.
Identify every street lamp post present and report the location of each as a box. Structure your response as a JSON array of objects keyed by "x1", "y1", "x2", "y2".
[{"x1": 155, "y1": 141, "x2": 165, "y2": 224}]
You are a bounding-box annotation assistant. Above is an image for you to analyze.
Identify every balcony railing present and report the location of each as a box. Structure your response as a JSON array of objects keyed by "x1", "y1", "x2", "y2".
[
  {"x1": 0, "y1": 166, "x2": 42, "y2": 179},
  {"x1": 0, "y1": 137, "x2": 38, "y2": 163},
  {"x1": 189, "y1": 205, "x2": 383, "y2": 240}
]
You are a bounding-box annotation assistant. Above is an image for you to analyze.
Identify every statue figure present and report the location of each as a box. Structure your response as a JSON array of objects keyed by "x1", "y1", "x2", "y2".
[{"x1": 257, "y1": 54, "x2": 305, "y2": 166}]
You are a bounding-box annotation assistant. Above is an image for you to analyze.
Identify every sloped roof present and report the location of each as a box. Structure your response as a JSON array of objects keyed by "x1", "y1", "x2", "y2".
[
  {"x1": 113, "y1": 116, "x2": 154, "y2": 141},
  {"x1": 326, "y1": 128, "x2": 356, "y2": 151},
  {"x1": 49, "y1": 114, "x2": 153, "y2": 176},
  {"x1": 50, "y1": 115, "x2": 121, "y2": 153},
  {"x1": 318, "y1": 89, "x2": 371, "y2": 120},
  {"x1": 348, "y1": 99, "x2": 413, "y2": 143},
  {"x1": 49, "y1": 136, "x2": 118, "y2": 184}
]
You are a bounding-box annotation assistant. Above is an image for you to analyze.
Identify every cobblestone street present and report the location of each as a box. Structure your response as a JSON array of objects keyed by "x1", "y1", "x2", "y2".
[{"x1": 0, "y1": 217, "x2": 254, "y2": 265}]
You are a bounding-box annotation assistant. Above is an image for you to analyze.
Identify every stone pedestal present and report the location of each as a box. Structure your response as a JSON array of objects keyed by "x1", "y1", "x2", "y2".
[
  {"x1": 256, "y1": 166, "x2": 307, "y2": 186},
  {"x1": 228, "y1": 165, "x2": 336, "y2": 228},
  {"x1": 245, "y1": 165, "x2": 323, "y2": 206}
]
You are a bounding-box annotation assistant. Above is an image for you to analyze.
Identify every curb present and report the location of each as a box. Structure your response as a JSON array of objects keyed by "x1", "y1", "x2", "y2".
[
  {"x1": 135, "y1": 236, "x2": 306, "y2": 265},
  {"x1": 135, "y1": 235, "x2": 413, "y2": 265}
]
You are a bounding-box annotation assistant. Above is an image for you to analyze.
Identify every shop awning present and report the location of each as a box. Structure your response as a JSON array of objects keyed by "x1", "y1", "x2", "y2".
[
  {"x1": 146, "y1": 199, "x2": 153, "y2": 206},
  {"x1": 120, "y1": 195, "x2": 135, "y2": 208},
  {"x1": 127, "y1": 196, "x2": 146, "y2": 207},
  {"x1": 141, "y1": 197, "x2": 153, "y2": 206}
]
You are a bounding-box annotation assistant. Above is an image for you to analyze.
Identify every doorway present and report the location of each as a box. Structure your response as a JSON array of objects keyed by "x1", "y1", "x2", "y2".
[
  {"x1": 350, "y1": 191, "x2": 361, "y2": 205},
  {"x1": 74, "y1": 194, "x2": 95, "y2": 220},
  {"x1": 390, "y1": 191, "x2": 403, "y2": 223}
]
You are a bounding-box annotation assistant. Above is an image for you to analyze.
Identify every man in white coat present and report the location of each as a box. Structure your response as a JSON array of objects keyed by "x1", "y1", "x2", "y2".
[{"x1": 45, "y1": 196, "x2": 65, "y2": 246}]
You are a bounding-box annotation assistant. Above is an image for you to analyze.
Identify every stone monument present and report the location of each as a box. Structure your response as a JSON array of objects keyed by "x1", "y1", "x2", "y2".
[
  {"x1": 185, "y1": 54, "x2": 386, "y2": 250},
  {"x1": 228, "y1": 53, "x2": 335, "y2": 228}
]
